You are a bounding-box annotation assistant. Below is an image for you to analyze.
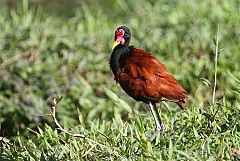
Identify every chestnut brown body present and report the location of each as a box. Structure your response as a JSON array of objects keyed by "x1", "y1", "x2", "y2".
[{"x1": 113, "y1": 47, "x2": 187, "y2": 109}]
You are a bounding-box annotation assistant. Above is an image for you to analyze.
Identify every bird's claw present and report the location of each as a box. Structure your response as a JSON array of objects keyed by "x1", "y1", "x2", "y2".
[
  {"x1": 148, "y1": 123, "x2": 165, "y2": 142},
  {"x1": 156, "y1": 122, "x2": 164, "y2": 135}
]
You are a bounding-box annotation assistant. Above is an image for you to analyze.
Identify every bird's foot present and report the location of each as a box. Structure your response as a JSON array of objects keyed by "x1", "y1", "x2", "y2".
[
  {"x1": 156, "y1": 122, "x2": 164, "y2": 135},
  {"x1": 148, "y1": 123, "x2": 164, "y2": 142}
]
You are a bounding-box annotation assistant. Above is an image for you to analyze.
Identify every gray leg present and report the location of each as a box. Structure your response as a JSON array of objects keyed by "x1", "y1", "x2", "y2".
[{"x1": 149, "y1": 102, "x2": 164, "y2": 134}]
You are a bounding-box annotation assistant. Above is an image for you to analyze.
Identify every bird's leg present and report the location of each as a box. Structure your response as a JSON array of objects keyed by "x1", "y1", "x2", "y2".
[{"x1": 149, "y1": 102, "x2": 164, "y2": 135}]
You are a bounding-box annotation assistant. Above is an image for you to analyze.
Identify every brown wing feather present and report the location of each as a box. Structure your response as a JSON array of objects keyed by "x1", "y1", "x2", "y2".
[{"x1": 116, "y1": 48, "x2": 188, "y2": 108}]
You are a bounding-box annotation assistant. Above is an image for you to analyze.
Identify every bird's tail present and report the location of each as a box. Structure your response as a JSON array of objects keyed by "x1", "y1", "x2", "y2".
[{"x1": 176, "y1": 100, "x2": 185, "y2": 110}]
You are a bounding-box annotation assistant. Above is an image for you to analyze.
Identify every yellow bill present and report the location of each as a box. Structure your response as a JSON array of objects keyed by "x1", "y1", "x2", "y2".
[{"x1": 112, "y1": 41, "x2": 120, "y2": 49}]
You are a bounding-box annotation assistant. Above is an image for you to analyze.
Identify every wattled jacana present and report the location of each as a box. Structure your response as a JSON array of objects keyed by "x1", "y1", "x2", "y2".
[{"x1": 110, "y1": 26, "x2": 188, "y2": 135}]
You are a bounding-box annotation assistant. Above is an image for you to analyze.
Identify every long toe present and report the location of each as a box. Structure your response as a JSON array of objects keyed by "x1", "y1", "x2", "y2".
[
  {"x1": 148, "y1": 123, "x2": 165, "y2": 142},
  {"x1": 156, "y1": 123, "x2": 164, "y2": 135},
  {"x1": 148, "y1": 132, "x2": 157, "y2": 142}
]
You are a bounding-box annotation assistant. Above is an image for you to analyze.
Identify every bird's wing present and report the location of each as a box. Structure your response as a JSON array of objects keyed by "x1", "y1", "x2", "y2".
[{"x1": 118, "y1": 48, "x2": 188, "y2": 102}]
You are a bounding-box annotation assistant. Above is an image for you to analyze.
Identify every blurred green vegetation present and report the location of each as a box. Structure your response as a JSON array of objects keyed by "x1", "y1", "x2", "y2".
[{"x1": 0, "y1": 0, "x2": 240, "y2": 160}]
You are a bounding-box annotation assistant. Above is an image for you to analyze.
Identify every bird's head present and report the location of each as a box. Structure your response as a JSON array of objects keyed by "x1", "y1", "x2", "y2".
[{"x1": 112, "y1": 26, "x2": 131, "y2": 50}]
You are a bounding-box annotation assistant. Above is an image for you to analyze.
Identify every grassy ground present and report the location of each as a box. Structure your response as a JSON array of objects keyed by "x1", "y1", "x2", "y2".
[{"x1": 0, "y1": 0, "x2": 240, "y2": 160}]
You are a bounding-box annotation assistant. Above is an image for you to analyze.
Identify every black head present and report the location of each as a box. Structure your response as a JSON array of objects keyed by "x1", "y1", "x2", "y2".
[{"x1": 112, "y1": 26, "x2": 131, "y2": 50}]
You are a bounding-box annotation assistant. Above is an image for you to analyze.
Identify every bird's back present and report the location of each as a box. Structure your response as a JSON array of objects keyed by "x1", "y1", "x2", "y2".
[{"x1": 116, "y1": 48, "x2": 188, "y2": 107}]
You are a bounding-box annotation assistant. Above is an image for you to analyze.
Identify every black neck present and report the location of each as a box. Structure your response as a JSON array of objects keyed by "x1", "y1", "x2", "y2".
[{"x1": 110, "y1": 46, "x2": 132, "y2": 75}]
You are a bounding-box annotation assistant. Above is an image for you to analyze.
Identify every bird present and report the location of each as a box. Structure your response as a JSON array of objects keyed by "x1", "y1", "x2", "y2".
[{"x1": 109, "y1": 26, "x2": 188, "y2": 136}]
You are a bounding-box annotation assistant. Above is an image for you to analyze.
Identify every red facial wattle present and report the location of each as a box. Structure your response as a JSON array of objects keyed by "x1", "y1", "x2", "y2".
[
  {"x1": 116, "y1": 36, "x2": 125, "y2": 45},
  {"x1": 115, "y1": 29, "x2": 125, "y2": 45},
  {"x1": 112, "y1": 28, "x2": 126, "y2": 49}
]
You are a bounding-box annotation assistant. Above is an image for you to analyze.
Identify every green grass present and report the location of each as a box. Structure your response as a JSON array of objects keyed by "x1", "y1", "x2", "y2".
[{"x1": 1, "y1": 0, "x2": 240, "y2": 160}]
